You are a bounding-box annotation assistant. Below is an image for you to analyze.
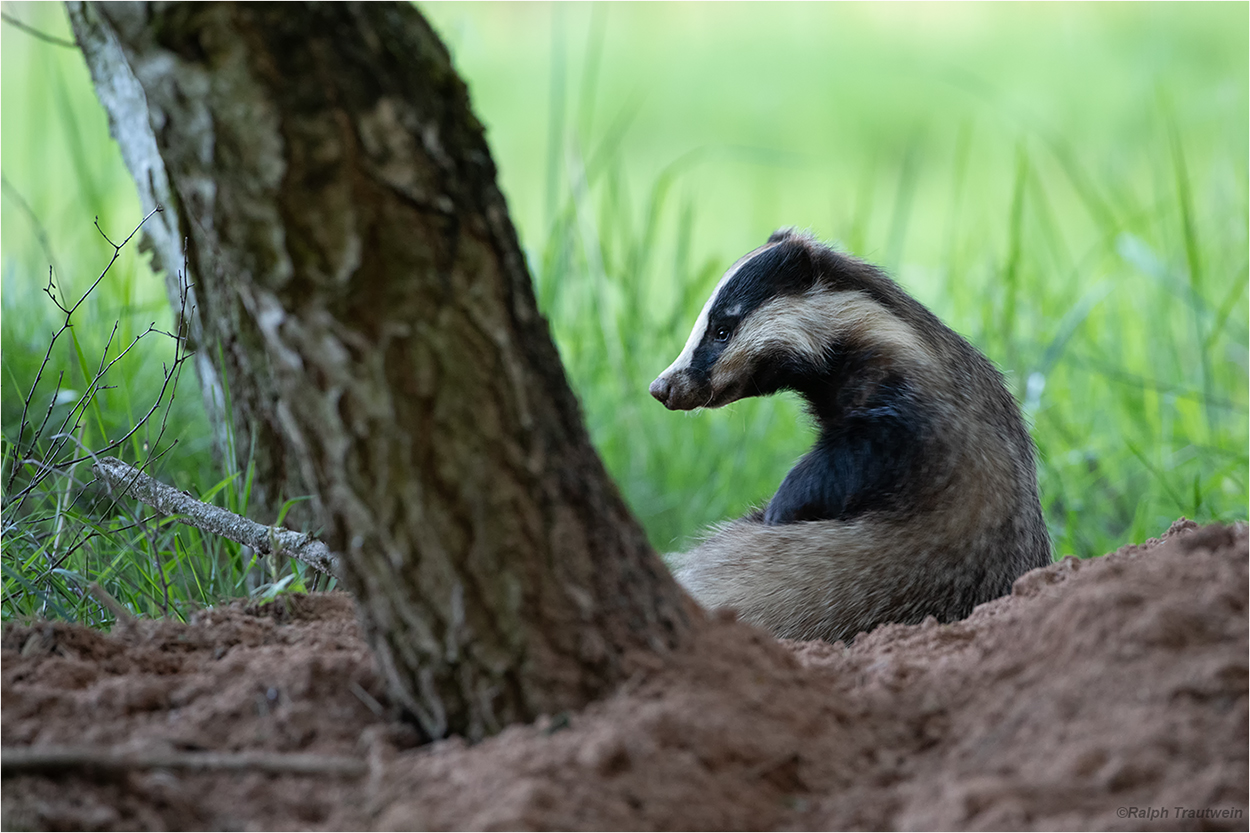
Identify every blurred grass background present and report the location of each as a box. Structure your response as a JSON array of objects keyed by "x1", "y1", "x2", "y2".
[{"x1": 2, "y1": 2, "x2": 1247, "y2": 623}]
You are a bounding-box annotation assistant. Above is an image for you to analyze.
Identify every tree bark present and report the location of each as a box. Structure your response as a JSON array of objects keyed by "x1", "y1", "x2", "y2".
[{"x1": 68, "y1": 1, "x2": 693, "y2": 741}]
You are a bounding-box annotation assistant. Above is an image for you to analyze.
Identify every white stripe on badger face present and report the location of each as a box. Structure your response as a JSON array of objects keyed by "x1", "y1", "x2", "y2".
[
  {"x1": 659, "y1": 242, "x2": 778, "y2": 378},
  {"x1": 710, "y1": 286, "x2": 939, "y2": 387}
]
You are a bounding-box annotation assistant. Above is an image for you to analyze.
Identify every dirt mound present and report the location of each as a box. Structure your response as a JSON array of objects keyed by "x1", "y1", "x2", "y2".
[{"x1": 3, "y1": 520, "x2": 1246, "y2": 830}]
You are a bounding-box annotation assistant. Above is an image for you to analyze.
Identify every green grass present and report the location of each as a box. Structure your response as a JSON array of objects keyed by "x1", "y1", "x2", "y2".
[{"x1": 2, "y1": 3, "x2": 1247, "y2": 624}]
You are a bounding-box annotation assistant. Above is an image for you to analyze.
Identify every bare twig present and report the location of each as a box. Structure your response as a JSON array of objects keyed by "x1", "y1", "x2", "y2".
[
  {"x1": 91, "y1": 456, "x2": 343, "y2": 582},
  {"x1": 0, "y1": 11, "x2": 79, "y2": 49},
  {"x1": 49, "y1": 253, "x2": 198, "y2": 575},
  {"x1": 349, "y1": 681, "x2": 387, "y2": 719},
  {"x1": 5, "y1": 206, "x2": 163, "y2": 499},
  {"x1": 1, "y1": 210, "x2": 201, "y2": 620},
  {"x1": 0, "y1": 746, "x2": 366, "y2": 778}
]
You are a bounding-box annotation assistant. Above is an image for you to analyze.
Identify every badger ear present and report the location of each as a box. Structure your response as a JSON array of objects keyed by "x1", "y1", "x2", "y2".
[{"x1": 767, "y1": 227, "x2": 798, "y2": 246}]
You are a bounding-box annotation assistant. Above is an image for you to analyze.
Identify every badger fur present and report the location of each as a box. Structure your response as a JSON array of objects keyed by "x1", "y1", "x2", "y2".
[{"x1": 650, "y1": 228, "x2": 1051, "y2": 643}]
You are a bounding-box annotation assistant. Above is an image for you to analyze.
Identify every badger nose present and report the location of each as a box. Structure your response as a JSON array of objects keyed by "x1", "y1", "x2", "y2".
[{"x1": 649, "y1": 376, "x2": 672, "y2": 407}]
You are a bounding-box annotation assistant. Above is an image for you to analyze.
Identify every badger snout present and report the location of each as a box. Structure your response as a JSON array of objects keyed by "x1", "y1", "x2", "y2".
[
  {"x1": 651, "y1": 374, "x2": 699, "y2": 410},
  {"x1": 650, "y1": 370, "x2": 720, "y2": 410},
  {"x1": 649, "y1": 375, "x2": 676, "y2": 408}
]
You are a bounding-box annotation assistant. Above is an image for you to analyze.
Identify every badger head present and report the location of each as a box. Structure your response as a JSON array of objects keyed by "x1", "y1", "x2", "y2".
[
  {"x1": 650, "y1": 228, "x2": 936, "y2": 411},
  {"x1": 650, "y1": 228, "x2": 824, "y2": 410}
]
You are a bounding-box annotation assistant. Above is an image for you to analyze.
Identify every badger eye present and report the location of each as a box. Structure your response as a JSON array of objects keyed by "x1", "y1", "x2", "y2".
[{"x1": 714, "y1": 325, "x2": 731, "y2": 342}]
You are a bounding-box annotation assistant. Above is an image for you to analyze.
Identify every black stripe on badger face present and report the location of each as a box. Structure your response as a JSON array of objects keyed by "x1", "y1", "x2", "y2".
[{"x1": 650, "y1": 239, "x2": 816, "y2": 410}]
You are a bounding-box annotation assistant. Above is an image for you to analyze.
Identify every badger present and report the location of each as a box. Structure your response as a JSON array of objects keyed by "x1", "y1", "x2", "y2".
[{"x1": 650, "y1": 228, "x2": 1051, "y2": 643}]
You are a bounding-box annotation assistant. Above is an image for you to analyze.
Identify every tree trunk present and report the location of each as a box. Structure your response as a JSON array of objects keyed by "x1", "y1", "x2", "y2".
[{"x1": 68, "y1": 1, "x2": 693, "y2": 741}]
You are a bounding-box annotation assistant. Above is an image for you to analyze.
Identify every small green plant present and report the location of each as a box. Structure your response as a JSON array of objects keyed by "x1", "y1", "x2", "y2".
[{"x1": 0, "y1": 216, "x2": 324, "y2": 625}]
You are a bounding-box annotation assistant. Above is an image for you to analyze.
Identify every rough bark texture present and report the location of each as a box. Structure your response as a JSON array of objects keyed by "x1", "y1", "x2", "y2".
[{"x1": 68, "y1": 1, "x2": 692, "y2": 740}]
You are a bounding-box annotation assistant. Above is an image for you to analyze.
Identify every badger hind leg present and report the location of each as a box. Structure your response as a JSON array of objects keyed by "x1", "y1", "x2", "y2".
[{"x1": 672, "y1": 516, "x2": 989, "y2": 643}]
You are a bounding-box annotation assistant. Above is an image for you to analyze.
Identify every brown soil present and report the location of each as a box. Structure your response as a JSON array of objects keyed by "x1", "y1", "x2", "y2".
[{"x1": 3, "y1": 519, "x2": 1246, "y2": 831}]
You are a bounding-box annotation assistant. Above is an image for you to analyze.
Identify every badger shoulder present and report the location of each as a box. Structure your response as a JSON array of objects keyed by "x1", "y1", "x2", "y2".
[{"x1": 797, "y1": 233, "x2": 1041, "y2": 518}]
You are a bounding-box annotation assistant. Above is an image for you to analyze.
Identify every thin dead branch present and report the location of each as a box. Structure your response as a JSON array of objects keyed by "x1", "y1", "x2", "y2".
[
  {"x1": 0, "y1": 11, "x2": 80, "y2": 49},
  {"x1": 91, "y1": 456, "x2": 343, "y2": 582},
  {"x1": 0, "y1": 746, "x2": 366, "y2": 778}
]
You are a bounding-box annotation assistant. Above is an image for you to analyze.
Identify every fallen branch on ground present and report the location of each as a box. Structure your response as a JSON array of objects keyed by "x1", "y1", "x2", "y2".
[
  {"x1": 0, "y1": 746, "x2": 365, "y2": 778},
  {"x1": 91, "y1": 456, "x2": 343, "y2": 582}
]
